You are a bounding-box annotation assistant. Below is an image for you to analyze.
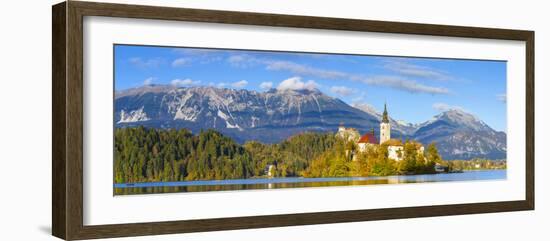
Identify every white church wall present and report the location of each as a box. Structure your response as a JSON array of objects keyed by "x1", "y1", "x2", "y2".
[
  {"x1": 388, "y1": 146, "x2": 404, "y2": 161},
  {"x1": 380, "y1": 123, "x2": 390, "y2": 144}
]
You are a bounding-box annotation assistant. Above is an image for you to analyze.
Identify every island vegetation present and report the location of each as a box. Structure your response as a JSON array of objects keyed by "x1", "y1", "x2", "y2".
[
  {"x1": 442, "y1": 159, "x2": 507, "y2": 171},
  {"x1": 114, "y1": 126, "x2": 501, "y2": 184}
]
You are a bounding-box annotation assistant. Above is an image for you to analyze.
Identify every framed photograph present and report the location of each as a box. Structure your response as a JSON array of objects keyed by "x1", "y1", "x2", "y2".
[{"x1": 52, "y1": 1, "x2": 534, "y2": 240}]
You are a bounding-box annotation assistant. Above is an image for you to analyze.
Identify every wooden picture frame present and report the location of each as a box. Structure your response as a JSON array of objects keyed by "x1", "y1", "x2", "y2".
[{"x1": 52, "y1": 1, "x2": 534, "y2": 240}]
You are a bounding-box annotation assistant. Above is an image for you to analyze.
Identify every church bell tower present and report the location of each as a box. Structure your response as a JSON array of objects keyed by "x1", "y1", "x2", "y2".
[{"x1": 380, "y1": 102, "x2": 391, "y2": 144}]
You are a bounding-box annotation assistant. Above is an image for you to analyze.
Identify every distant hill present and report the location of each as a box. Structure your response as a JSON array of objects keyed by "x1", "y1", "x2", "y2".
[
  {"x1": 413, "y1": 109, "x2": 507, "y2": 160},
  {"x1": 115, "y1": 85, "x2": 506, "y2": 160}
]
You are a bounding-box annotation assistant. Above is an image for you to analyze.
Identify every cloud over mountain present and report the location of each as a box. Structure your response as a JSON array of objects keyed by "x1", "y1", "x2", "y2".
[
  {"x1": 171, "y1": 78, "x2": 201, "y2": 86},
  {"x1": 432, "y1": 102, "x2": 467, "y2": 112},
  {"x1": 259, "y1": 81, "x2": 273, "y2": 90},
  {"x1": 231, "y1": 80, "x2": 248, "y2": 88},
  {"x1": 225, "y1": 54, "x2": 449, "y2": 95},
  {"x1": 277, "y1": 77, "x2": 318, "y2": 91},
  {"x1": 143, "y1": 77, "x2": 154, "y2": 85}
]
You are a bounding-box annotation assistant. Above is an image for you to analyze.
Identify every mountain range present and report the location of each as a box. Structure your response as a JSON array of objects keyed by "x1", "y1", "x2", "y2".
[{"x1": 114, "y1": 85, "x2": 506, "y2": 160}]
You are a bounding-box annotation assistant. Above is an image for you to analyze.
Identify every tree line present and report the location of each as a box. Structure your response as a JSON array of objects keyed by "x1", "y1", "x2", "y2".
[
  {"x1": 443, "y1": 159, "x2": 506, "y2": 171},
  {"x1": 304, "y1": 139, "x2": 441, "y2": 178},
  {"x1": 114, "y1": 127, "x2": 443, "y2": 183},
  {"x1": 114, "y1": 127, "x2": 254, "y2": 183}
]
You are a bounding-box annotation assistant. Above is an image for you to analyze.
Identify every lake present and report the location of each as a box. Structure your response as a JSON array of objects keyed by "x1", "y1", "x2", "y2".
[{"x1": 114, "y1": 169, "x2": 506, "y2": 195}]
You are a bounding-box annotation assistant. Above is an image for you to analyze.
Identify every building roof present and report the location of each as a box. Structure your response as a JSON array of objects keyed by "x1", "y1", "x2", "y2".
[
  {"x1": 382, "y1": 138, "x2": 403, "y2": 146},
  {"x1": 409, "y1": 141, "x2": 424, "y2": 149},
  {"x1": 358, "y1": 133, "x2": 378, "y2": 144}
]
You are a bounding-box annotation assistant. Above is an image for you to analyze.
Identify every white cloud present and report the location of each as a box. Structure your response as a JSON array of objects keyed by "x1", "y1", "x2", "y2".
[
  {"x1": 227, "y1": 54, "x2": 257, "y2": 68},
  {"x1": 171, "y1": 78, "x2": 201, "y2": 86},
  {"x1": 228, "y1": 55, "x2": 246, "y2": 64},
  {"x1": 172, "y1": 48, "x2": 224, "y2": 62},
  {"x1": 129, "y1": 57, "x2": 162, "y2": 68},
  {"x1": 497, "y1": 93, "x2": 506, "y2": 103},
  {"x1": 266, "y1": 60, "x2": 348, "y2": 79},
  {"x1": 231, "y1": 80, "x2": 248, "y2": 88},
  {"x1": 263, "y1": 59, "x2": 448, "y2": 94},
  {"x1": 143, "y1": 77, "x2": 154, "y2": 85},
  {"x1": 330, "y1": 86, "x2": 355, "y2": 96},
  {"x1": 171, "y1": 58, "x2": 191, "y2": 67},
  {"x1": 221, "y1": 54, "x2": 450, "y2": 95},
  {"x1": 432, "y1": 102, "x2": 466, "y2": 112},
  {"x1": 239, "y1": 56, "x2": 450, "y2": 94},
  {"x1": 356, "y1": 75, "x2": 449, "y2": 95},
  {"x1": 277, "y1": 77, "x2": 318, "y2": 91},
  {"x1": 259, "y1": 81, "x2": 273, "y2": 90},
  {"x1": 382, "y1": 59, "x2": 451, "y2": 81}
]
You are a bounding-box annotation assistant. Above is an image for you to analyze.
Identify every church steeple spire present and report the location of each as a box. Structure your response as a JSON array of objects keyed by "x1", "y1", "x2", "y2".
[
  {"x1": 379, "y1": 102, "x2": 391, "y2": 144},
  {"x1": 382, "y1": 102, "x2": 389, "y2": 123}
]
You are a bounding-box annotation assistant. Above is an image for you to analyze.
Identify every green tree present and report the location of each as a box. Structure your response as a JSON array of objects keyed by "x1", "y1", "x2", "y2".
[
  {"x1": 399, "y1": 140, "x2": 418, "y2": 174},
  {"x1": 426, "y1": 142, "x2": 442, "y2": 164}
]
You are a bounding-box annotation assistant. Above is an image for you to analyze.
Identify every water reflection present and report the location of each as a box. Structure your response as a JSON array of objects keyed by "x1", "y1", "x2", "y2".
[{"x1": 114, "y1": 170, "x2": 506, "y2": 195}]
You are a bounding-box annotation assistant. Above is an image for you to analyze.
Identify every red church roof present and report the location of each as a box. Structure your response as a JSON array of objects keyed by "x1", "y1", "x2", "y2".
[{"x1": 358, "y1": 133, "x2": 378, "y2": 144}]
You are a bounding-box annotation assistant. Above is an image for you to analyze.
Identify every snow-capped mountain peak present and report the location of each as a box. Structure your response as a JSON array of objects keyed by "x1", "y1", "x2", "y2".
[
  {"x1": 428, "y1": 109, "x2": 491, "y2": 132},
  {"x1": 414, "y1": 109, "x2": 506, "y2": 159},
  {"x1": 115, "y1": 85, "x2": 506, "y2": 159}
]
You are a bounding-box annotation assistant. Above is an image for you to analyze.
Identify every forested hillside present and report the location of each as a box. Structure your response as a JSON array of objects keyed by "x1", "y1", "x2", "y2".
[
  {"x1": 114, "y1": 127, "x2": 442, "y2": 183},
  {"x1": 114, "y1": 127, "x2": 338, "y2": 183}
]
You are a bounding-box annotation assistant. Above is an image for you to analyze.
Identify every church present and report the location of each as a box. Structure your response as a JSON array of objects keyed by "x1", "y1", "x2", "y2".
[{"x1": 337, "y1": 103, "x2": 424, "y2": 162}]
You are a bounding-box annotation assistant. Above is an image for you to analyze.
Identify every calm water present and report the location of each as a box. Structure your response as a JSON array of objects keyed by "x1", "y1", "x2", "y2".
[{"x1": 114, "y1": 170, "x2": 506, "y2": 195}]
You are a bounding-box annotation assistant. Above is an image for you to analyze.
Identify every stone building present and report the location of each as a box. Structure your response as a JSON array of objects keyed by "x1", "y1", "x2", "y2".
[
  {"x1": 336, "y1": 124, "x2": 360, "y2": 142},
  {"x1": 336, "y1": 103, "x2": 424, "y2": 162},
  {"x1": 357, "y1": 128, "x2": 378, "y2": 152}
]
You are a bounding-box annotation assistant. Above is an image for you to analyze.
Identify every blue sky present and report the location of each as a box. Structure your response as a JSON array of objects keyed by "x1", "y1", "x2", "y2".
[{"x1": 114, "y1": 44, "x2": 507, "y2": 132}]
